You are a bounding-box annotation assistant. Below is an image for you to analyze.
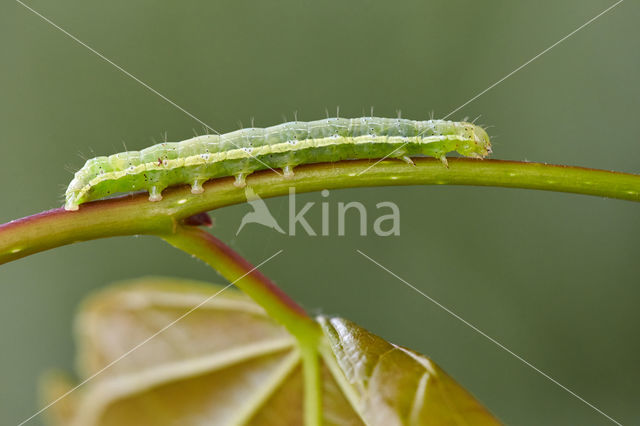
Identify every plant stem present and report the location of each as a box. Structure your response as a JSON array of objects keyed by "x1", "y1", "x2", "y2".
[
  {"x1": 2, "y1": 159, "x2": 638, "y2": 264},
  {"x1": 161, "y1": 225, "x2": 322, "y2": 425},
  {"x1": 301, "y1": 345, "x2": 322, "y2": 426},
  {"x1": 161, "y1": 225, "x2": 320, "y2": 340}
]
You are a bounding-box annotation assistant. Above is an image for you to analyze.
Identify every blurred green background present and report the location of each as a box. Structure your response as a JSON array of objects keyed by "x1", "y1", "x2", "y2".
[{"x1": 1, "y1": 0, "x2": 638, "y2": 424}]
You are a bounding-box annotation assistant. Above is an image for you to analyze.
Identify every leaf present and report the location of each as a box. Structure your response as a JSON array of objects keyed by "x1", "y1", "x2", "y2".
[
  {"x1": 41, "y1": 277, "x2": 500, "y2": 425},
  {"x1": 318, "y1": 317, "x2": 500, "y2": 426}
]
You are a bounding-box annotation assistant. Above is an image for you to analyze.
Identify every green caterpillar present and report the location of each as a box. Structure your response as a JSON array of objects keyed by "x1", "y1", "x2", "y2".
[{"x1": 64, "y1": 117, "x2": 491, "y2": 211}]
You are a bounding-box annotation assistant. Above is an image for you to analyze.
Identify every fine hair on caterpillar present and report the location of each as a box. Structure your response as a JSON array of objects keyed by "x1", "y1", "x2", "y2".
[{"x1": 64, "y1": 116, "x2": 492, "y2": 211}]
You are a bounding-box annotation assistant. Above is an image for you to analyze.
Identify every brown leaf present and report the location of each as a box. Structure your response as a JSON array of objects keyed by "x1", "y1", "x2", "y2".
[{"x1": 41, "y1": 277, "x2": 499, "y2": 426}]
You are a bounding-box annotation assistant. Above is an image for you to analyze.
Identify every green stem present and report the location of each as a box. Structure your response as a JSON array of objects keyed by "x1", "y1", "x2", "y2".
[
  {"x1": 301, "y1": 345, "x2": 321, "y2": 426},
  {"x1": 161, "y1": 225, "x2": 322, "y2": 425},
  {"x1": 2, "y1": 159, "x2": 638, "y2": 264},
  {"x1": 161, "y1": 225, "x2": 320, "y2": 342}
]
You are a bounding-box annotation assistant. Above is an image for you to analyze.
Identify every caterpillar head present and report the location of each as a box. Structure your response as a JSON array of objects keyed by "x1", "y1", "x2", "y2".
[{"x1": 459, "y1": 123, "x2": 492, "y2": 158}]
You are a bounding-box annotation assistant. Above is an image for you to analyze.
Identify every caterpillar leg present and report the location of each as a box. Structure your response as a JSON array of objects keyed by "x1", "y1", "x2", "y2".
[
  {"x1": 191, "y1": 178, "x2": 205, "y2": 194},
  {"x1": 149, "y1": 185, "x2": 164, "y2": 201},
  {"x1": 438, "y1": 156, "x2": 449, "y2": 168},
  {"x1": 399, "y1": 156, "x2": 415, "y2": 166},
  {"x1": 282, "y1": 165, "x2": 295, "y2": 178},
  {"x1": 64, "y1": 200, "x2": 80, "y2": 211},
  {"x1": 234, "y1": 173, "x2": 247, "y2": 188}
]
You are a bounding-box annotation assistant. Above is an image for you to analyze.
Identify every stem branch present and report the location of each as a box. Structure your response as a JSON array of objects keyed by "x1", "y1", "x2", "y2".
[
  {"x1": 161, "y1": 225, "x2": 322, "y2": 425},
  {"x1": 161, "y1": 225, "x2": 320, "y2": 341}
]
